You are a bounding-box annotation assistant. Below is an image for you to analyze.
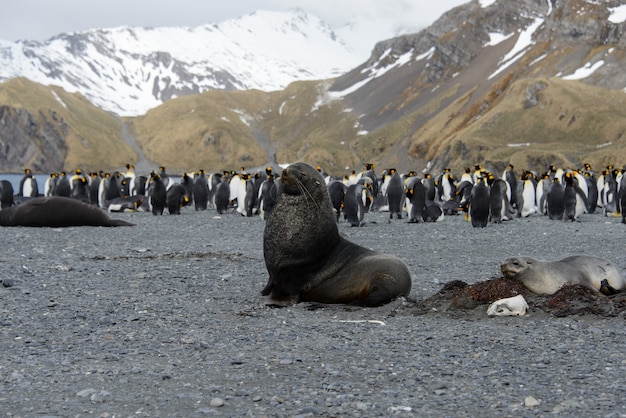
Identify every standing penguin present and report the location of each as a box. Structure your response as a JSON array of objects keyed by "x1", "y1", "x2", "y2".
[
  {"x1": 583, "y1": 171, "x2": 598, "y2": 214},
  {"x1": 166, "y1": 183, "x2": 190, "y2": 214},
  {"x1": 470, "y1": 177, "x2": 490, "y2": 228},
  {"x1": 54, "y1": 172, "x2": 71, "y2": 197},
  {"x1": 327, "y1": 180, "x2": 347, "y2": 221},
  {"x1": 214, "y1": 175, "x2": 231, "y2": 214},
  {"x1": 422, "y1": 173, "x2": 436, "y2": 202},
  {"x1": 620, "y1": 173, "x2": 626, "y2": 224},
  {"x1": 359, "y1": 163, "x2": 379, "y2": 205},
  {"x1": 517, "y1": 171, "x2": 537, "y2": 218},
  {"x1": 70, "y1": 176, "x2": 90, "y2": 203},
  {"x1": 44, "y1": 173, "x2": 58, "y2": 197},
  {"x1": 343, "y1": 183, "x2": 372, "y2": 227},
  {"x1": 546, "y1": 177, "x2": 565, "y2": 220},
  {"x1": 456, "y1": 179, "x2": 474, "y2": 219},
  {"x1": 437, "y1": 168, "x2": 455, "y2": 203},
  {"x1": 180, "y1": 173, "x2": 194, "y2": 206},
  {"x1": 385, "y1": 169, "x2": 404, "y2": 220},
  {"x1": 192, "y1": 170, "x2": 209, "y2": 211},
  {"x1": 148, "y1": 173, "x2": 167, "y2": 215},
  {"x1": 535, "y1": 173, "x2": 551, "y2": 215},
  {"x1": 405, "y1": 177, "x2": 426, "y2": 223},
  {"x1": 489, "y1": 177, "x2": 513, "y2": 223},
  {"x1": 502, "y1": 164, "x2": 518, "y2": 209},
  {"x1": 88, "y1": 172, "x2": 101, "y2": 205},
  {"x1": 257, "y1": 174, "x2": 278, "y2": 220},
  {"x1": 562, "y1": 172, "x2": 587, "y2": 221},
  {"x1": 18, "y1": 168, "x2": 39, "y2": 198},
  {"x1": 243, "y1": 174, "x2": 257, "y2": 217},
  {"x1": 0, "y1": 180, "x2": 14, "y2": 208}
]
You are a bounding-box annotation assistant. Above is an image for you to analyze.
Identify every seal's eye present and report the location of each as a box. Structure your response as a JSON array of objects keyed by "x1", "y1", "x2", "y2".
[{"x1": 314, "y1": 180, "x2": 320, "y2": 186}]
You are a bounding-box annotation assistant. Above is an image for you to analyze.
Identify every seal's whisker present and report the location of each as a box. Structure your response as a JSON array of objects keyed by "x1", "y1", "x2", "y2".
[{"x1": 297, "y1": 179, "x2": 320, "y2": 210}]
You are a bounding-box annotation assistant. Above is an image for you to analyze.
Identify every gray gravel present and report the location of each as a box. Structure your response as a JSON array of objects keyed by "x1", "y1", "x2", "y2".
[{"x1": 1, "y1": 208, "x2": 625, "y2": 417}]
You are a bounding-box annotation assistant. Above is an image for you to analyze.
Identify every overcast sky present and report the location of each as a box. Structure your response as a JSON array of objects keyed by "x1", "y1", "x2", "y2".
[{"x1": 0, "y1": 0, "x2": 469, "y2": 43}]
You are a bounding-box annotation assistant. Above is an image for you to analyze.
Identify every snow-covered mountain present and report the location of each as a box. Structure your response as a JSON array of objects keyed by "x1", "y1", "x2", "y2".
[{"x1": 0, "y1": 9, "x2": 364, "y2": 116}]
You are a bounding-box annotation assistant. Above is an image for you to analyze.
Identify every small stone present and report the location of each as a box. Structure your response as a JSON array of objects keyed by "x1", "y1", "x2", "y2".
[
  {"x1": 91, "y1": 390, "x2": 110, "y2": 403},
  {"x1": 77, "y1": 388, "x2": 97, "y2": 398},
  {"x1": 299, "y1": 406, "x2": 320, "y2": 415},
  {"x1": 525, "y1": 396, "x2": 540, "y2": 407},
  {"x1": 1, "y1": 278, "x2": 15, "y2": 288},
  {"x1": 209, "y1": 397, "x2": 224, "y2": 407},
  {"x1": 355, "y1": 402, "x2": 368, "y2": 410}
]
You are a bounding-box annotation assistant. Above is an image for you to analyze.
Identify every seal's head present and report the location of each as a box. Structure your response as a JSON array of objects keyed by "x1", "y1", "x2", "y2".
[
  {"x1": 500, "y1": 257, "x2": 534, "y2": 278},
  {"x1": 279, "y1": 162, "x2": 326, "y2": 200}
]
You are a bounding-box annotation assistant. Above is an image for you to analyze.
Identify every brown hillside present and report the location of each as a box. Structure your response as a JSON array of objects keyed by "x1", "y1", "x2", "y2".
[
  {"x1": 127, "y1": 80, "x2": 361, "y2": 173},
  {"x1": 0, "y1": 78, "x2": 136, "y2": 172},
  {"x1": 406, "y1": 77, "x2": 626, "y2": 174}
]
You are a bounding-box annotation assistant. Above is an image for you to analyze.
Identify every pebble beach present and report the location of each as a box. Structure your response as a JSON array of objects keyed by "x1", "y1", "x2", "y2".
[{"x1": 1, "y1": 208, "x2": 625, "y2": 417}]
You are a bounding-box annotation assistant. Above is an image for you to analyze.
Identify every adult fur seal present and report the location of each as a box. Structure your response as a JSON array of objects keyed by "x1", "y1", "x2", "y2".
[
  {"x1": 0, "y1": 196, "x2": 134, "y2": 227},
  {"x1": 500, "y1": 255, "x2": 626, "y2": 296},
  {"x1": 262, "y1": 162, "x2": 412, "y2": 306}
]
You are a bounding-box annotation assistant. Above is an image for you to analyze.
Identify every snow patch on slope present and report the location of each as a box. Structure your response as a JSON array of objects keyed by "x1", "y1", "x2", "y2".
[
  {"x1": 0, "y1": 9, "x2": 363, "y2": 116},
  {"x1": 608, "y1": 4, "x2": 626, "y2": 23}
]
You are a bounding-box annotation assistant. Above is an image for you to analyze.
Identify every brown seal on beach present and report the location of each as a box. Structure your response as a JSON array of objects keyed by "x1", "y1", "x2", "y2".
[
  {"x1": 0, "y1": 196, "x2": 134, "y2": 227},
  {"x1": 262, "y1": 162, "x2": 411, "y2": 306},
  {"x1": 500, "y1": 255, "x2": 626, "y2": 296}
]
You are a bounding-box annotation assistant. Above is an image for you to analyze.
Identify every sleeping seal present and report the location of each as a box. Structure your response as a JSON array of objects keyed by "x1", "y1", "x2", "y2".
[
  {"x1": 500, "y1": 255, "x2": 626, "y2": 296},
  {"x1": 0, "y1": 196, "x2": 134, "y2": 227},
  {"x1": 262, "y1": 162, "x2": 412, "y2": 306}
]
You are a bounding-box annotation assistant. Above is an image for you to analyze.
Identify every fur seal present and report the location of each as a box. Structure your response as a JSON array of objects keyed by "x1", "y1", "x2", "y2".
[
  {"x1": 0, "y1": 196, "x2": 134, "y2": 227},
  {"x1": 500, "y1": 255, "x2": 626, "y2": 296},
  {"x1": 262, "y1": 162, "x2": 412, "y2": 306}
]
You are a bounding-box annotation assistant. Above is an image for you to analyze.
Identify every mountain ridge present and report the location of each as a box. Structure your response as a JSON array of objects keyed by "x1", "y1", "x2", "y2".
[
  {"x1": 0, "y1": 9, "x2": 363, "y2": 116},
  {"x1": 0, "y1": 0, "x2": 625, "y2": 175}
]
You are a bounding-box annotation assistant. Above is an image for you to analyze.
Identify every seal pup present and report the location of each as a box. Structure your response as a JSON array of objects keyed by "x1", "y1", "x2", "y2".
[
  {"x1": 501, "y1": 255, "x2": 626, "y2": 296},
  {"x1": 0, "y1": 196, "x2": 134, "y2": 227},
  {"x1": 262, "y1": 162, "x2": 412, "y2": 306}
]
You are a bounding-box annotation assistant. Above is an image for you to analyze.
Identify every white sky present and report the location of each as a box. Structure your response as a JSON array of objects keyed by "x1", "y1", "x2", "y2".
[{"x1": 0, "y1": 0, "x2": 469, "y2": 42}]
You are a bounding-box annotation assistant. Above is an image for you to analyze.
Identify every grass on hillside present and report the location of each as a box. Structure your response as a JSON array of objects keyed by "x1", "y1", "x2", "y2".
[
  {"x1": 0, "y1": 78, "x2": 136, "y2": 172},
  {"x1": 405, "y1": 77, "x2": 626, "y2": 173}
]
